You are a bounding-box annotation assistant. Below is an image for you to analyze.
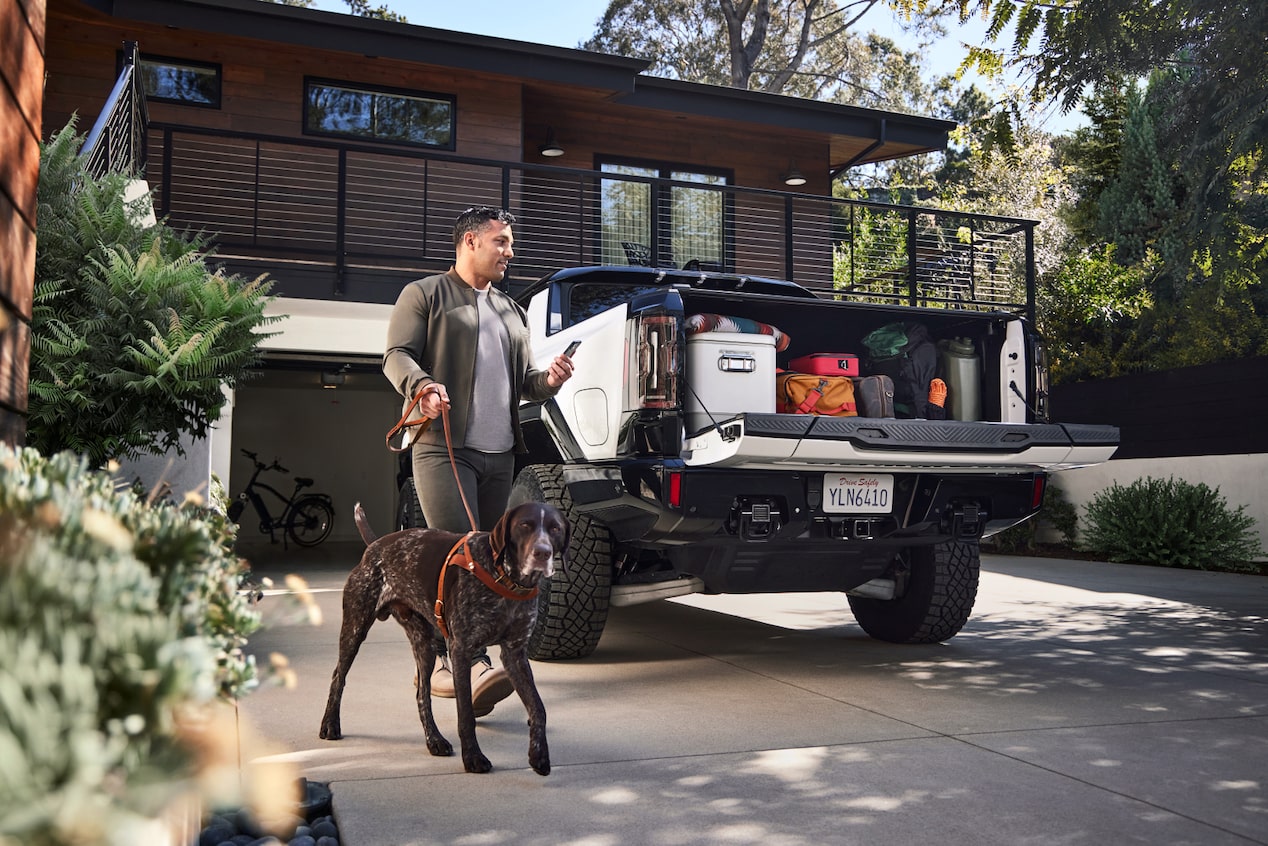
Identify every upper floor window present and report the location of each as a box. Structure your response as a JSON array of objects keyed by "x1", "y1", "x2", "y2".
[
  {"x1": 132, "y1": 54, "x2": 221, "y2": 108},
  {"x1": 598, "y1": 159, "x2": 732, "y2": 272},
  {"x1": 303, "y1": 78, "x2": 456, "y2": 149}
]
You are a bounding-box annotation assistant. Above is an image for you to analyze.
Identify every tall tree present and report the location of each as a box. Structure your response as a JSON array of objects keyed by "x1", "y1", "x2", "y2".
[
  {"x1": 584, "y1": 0, "x2": 931, "y2": 108},
  {"x1": 1095, "y1": 84, "x2": 1181, "y2": 274},
  {"x1": 891, "y1": 0, "x2": 1267, "y2": 211}
]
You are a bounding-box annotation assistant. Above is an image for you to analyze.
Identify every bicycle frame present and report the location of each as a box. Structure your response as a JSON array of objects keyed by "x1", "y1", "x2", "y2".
[
  {"x1": 233, "y1": 453, "x2": 333, "y2": 547},
  {"x1": 243, "y1": 478, "x2": 295, "y2": 538}
]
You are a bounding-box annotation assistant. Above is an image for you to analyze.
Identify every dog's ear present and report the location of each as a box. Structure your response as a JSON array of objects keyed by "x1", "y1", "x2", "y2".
[{"x1": 490, "y1": 505, "x2": 516, "y2": 562}]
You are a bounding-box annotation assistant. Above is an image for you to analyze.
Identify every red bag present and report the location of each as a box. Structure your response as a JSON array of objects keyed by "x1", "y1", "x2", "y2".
[{"x1": 787, "y1": 352, "x2": 859, "y2": 377}]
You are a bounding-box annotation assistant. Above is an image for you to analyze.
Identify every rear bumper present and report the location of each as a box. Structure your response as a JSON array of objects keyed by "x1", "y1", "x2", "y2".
[{"x1": 563, "y1": 463, "x2": 1044, "y2": 546}]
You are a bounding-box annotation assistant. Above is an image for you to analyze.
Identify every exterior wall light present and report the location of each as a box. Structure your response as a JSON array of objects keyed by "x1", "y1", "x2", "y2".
[{"x1": 539, "y1": 127, "x2": 564, "y2": 157}]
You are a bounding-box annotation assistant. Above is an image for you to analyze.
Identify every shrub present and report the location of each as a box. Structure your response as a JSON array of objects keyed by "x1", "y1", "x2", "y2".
[
  {"x1": 29, "y1": 118, "x2": 279, "y2": 466},
  {"x1": 986, "y1": 480, "x2": 1078, "y2": 553},
  {"x1": 0, "y1": 445, "x2": 262, "y2": 843},
  {"x1": 1080, "y1": 476, "x2": 1262, "y2": 571}
]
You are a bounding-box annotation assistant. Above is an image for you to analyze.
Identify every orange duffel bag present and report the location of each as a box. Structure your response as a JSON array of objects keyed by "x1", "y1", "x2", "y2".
[{"x1": 776, "y1": 372, "x2": 857, "y2": 416}]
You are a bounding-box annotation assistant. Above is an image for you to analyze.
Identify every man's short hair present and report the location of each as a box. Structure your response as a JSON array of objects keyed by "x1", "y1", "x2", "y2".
[{"x1": 454, "y1": 206, "x2": 516, "y2": 247}]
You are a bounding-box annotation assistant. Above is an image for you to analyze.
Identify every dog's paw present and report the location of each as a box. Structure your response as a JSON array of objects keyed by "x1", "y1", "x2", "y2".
[
  {"x1": 425, "y1": 735, "x2": 453, "y2": 757},
  {"x1": 318, "y1": 722, "x2": 342, "y2": 741},
  {"x1": 463, "y1": 751, "x2": 493, "y2": 774},
  {"x1": 530, "y1": 738, "x2": 550, "y2": 776}
]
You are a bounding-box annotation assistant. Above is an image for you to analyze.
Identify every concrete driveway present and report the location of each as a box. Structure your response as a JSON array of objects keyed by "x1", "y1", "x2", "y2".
[{"x1": 236, "y1": 542, "x2": 1268, "y2": 846}]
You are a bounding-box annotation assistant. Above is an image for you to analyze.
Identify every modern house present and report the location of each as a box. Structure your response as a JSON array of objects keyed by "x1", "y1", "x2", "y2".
[{"x1": 41, "y1": 0, "x2": 1041, "y2": 540}]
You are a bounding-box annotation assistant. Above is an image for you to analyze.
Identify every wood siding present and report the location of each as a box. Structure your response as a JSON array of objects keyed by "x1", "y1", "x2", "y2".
[
  {"x1": 1, "y1": 0, "x2": 44, "y2": 446},
  {"x1": 43, "y1": 0, "x2": 524, "y2": 160}
]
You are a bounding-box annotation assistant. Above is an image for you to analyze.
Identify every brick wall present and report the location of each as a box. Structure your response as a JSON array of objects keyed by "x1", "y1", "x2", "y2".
[{"x1": 0, "y1": 0, "x2": 45, "y2": 447}]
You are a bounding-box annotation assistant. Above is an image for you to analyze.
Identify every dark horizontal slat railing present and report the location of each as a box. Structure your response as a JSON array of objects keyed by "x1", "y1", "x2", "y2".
[{"x1": 147, "y1": 122, "x2": 1036, "y2": 320}]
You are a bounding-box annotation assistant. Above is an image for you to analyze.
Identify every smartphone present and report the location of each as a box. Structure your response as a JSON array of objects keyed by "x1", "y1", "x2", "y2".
[{"x1": 563, "y1": 340, "x2": 582, "y2": 357}]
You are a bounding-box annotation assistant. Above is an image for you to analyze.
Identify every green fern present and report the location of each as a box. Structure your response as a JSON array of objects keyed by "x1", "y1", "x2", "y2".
[{"x1": 30, "y1": 118, "x2": 280, "y2": 466}]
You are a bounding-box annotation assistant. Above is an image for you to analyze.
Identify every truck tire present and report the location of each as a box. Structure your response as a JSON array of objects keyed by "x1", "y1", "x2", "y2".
[
  {"x1": 510, "y1": 464, "x2": 612, "y2": 660},
  {"x1": 847, "y1": 539, "x2": 980, "y2": 644},
  {"x1": 397, "y1": 479, "x2": 425, "y2": 530}
]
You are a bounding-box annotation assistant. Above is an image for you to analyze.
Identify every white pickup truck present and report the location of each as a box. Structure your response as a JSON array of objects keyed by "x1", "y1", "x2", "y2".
[{"x1": 497, "y1": 266, "x2": 1119, "y2": 660}]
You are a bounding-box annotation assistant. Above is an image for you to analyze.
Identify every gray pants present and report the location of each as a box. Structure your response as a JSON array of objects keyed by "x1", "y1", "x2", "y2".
[
  {"x1": 410, "y1": 445, "x2": 516, "y2": 661},
  {"x1": 410, "y1": 445, "x2": 515, "y2": 533}
]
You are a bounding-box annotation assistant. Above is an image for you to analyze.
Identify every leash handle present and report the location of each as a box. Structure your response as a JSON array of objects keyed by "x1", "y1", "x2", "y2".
[
  {"x1": 388, "y1": 382, "x2": 479, "y2": 533},
  {"x1": 386, "y1": 383, "x2": 440, "y2": 454}
]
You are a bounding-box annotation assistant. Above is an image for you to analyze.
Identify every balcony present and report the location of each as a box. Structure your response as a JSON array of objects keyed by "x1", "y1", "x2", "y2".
[{"x1": 146, "y1": 122, "x2": 1037, "y2": 320}]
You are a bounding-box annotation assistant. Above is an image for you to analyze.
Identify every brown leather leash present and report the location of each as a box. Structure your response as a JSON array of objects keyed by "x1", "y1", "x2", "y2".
[
  {"x1": 387, "y1": 383, "x2": 538, "y2": 640},
  {"x1": 388, "y1": 383, "x2": 479, "y2": 531}
]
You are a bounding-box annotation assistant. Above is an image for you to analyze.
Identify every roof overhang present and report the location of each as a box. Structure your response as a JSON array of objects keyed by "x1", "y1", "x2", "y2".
[
  {"x1": 623, "y1": 77, "x2": 955, "y2": 168},
  {"x1": 81, "y1": 0, "x2": 651, "y2": 92}
]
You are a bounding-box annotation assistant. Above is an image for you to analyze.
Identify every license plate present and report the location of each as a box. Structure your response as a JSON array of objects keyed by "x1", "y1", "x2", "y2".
[{"x1": 823, "y1": 473, "x2": 894, "y2": 514}]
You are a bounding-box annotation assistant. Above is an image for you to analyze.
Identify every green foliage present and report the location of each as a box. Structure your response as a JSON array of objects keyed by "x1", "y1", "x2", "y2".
[
  {"x1": 30, "y1": 118, "x2": 279, "y2": 467},
  {"x1": 1079, "y1": 476, "x2": 1263, "y2": 572},
  {"x1": 1038, "y1": 244, "x2": 1152, "y2": 383},
  {"x1": 0, "y1": 445, "x2": 262, "y2": 843},
  {"x1": 584, "y1": 0, "x2": 936, "y2": 110},
  {"x1": 1095, "y1": 84, "x2": 1182, "y2": 274},
  {"x1": 987, "y1": 480, "x2": 1078, "y2": 554}
]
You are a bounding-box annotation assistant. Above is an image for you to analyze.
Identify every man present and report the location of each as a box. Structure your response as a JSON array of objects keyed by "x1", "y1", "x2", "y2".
[{"x1": 383, "y1": 206, "x2": 574, "y2": 716}]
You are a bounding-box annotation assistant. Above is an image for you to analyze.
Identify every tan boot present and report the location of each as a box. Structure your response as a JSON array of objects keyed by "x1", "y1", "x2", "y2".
[
  {"x1": 429, "y1": 655, "x2": 456, "y2": 698},
  {"x1": 470, "y1": 656, "x2": 514, "y2": 718}
]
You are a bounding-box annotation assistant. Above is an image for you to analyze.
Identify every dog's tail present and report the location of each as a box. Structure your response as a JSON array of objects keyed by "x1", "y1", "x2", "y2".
[{"x1": 353, "y1": 502, "x2": 377, "y2": 546}]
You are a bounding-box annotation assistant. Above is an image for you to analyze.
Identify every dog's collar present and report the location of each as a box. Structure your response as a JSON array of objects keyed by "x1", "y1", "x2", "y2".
[{"x1": 433, "y1": 532, "x2": 539, "y2": 640}]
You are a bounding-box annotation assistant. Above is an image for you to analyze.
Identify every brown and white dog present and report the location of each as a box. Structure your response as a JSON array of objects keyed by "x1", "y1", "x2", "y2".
[{"x1": 318, "y1": 501, "x2": 568, "y2": 775}]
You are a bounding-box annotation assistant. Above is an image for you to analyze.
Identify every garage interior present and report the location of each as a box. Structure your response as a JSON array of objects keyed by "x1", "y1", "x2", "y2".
[{"x1": 227, "y1": 354, "x2": 401, "y2": 549}]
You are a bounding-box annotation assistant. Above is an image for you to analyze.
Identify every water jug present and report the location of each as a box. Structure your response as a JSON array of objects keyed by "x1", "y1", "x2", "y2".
[{"x1": 939, "y1": 337, "x2": 981, "y2": 421}]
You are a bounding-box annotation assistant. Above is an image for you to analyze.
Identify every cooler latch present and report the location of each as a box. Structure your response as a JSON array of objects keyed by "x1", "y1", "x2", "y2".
[{"x1": 717, "y1": 351, "x2": 756, "y2": 372}]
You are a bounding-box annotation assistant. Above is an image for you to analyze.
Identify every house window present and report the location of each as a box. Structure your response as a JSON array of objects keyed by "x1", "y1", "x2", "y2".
[
  {"x1": 599, "y1": 159, "x2": 731, "y2": 271},
  {"x1": 304, "y1": 78, "x2": 455, "y2": 149},
  {"x1": 131, "y1": 54, "x2": 221, "y2": 107}
]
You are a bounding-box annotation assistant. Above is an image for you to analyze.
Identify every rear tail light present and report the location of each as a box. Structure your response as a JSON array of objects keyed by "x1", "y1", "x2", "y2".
[
  {"x1": 636, "y1": 312, "x2": 679, "y2": 409},
  {"x1": 667, "y1": 470, "x2": 682, "y2": 508},
  {"x1": 1032, "y1": 474, "x2": 1047, "y2": 510}
]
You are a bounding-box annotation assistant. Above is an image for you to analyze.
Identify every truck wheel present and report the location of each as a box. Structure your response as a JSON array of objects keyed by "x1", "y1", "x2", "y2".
[
  {"x1": 847, "y1": 540, "x2": 980, "y2": 644},
  {"x1": 510, "y1": 464, "x2": 612, "y2": 660},
  {"x1": 397, "y1": 480, "x2": 426, "y2": 530}
]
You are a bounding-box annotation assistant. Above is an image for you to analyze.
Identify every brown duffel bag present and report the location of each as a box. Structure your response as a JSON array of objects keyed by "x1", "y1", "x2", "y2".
[{"x1": 776, "y1": 373, "x2": 857, "y2": 416}]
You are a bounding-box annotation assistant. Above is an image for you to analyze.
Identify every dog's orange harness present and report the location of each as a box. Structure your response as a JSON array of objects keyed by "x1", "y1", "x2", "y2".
[{"x1": 433, "y1": 532, "x2": 540, "y2": 640}]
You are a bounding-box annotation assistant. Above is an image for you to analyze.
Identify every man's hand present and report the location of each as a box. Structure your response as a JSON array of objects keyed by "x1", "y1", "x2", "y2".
[
  {"x1": 418, "y1": 382, "x2": 451, "y2": 419},
  {"x1": 546, "y1": 353, "x2": 575, "y2": 388}
]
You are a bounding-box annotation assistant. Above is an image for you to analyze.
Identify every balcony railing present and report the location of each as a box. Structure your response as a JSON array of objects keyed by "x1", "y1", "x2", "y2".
[
  {"x1": 81, "y1": 42, "x2": 149, "y2": 179},
  {"x1": 146, "y1": 122, "x2": 1037, "y2": 320}
]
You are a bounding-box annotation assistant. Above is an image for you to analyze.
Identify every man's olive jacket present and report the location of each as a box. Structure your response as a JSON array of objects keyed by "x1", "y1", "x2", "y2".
[{"x1": 383, "y1": 270, "x2": 558, "y2": 452}]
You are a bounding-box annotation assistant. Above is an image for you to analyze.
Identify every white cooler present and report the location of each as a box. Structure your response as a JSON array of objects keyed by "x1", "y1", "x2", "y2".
[{"x1": 685, "y1": 331, "x2": 777, "y2": 432}]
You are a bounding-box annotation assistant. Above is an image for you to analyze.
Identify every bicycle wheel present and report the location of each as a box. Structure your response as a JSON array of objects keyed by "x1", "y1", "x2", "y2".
[{"x1": 288, "y1": 496, "x2": 334, "y2": 547}]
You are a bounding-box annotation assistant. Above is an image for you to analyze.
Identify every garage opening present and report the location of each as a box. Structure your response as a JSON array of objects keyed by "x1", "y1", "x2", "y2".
[{"x1": 227, "y1": 353, "x2": 400, "y2": 552}]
